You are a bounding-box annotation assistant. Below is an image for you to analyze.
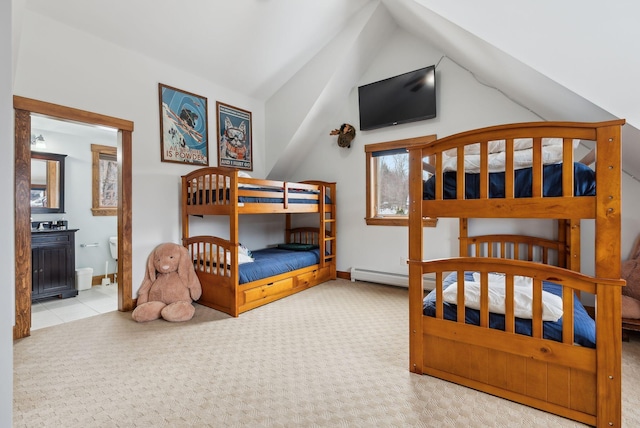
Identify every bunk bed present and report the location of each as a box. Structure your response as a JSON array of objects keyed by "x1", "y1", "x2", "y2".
[
  {"x1": 181, "y1": 166, "x2": 336, "y2": 317},
  {"x1": 407, "y1": 120, "x2": 625, "y2": 427}
]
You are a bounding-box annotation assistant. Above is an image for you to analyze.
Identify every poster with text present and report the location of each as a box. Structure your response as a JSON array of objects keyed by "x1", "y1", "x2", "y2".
[
  {"x1": 217, "y1": 101, "x2": 253, "y2": 170},
  {"x1": 159, "y1": 83, "x2": 209, "y2": 165}
]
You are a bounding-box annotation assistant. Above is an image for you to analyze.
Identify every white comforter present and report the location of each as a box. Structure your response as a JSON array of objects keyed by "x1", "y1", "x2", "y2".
[
  {"x1": 442, "y1": 273, "x2": 564, "y2": 321},
  {"x1": 441, "y1": 138, "x2": 580, "y2": 173}
]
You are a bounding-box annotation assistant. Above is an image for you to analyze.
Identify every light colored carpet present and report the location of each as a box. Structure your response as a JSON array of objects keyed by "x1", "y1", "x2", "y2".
[{"x1": 13, "y1": 279, "x2": 640, "y2": 427}]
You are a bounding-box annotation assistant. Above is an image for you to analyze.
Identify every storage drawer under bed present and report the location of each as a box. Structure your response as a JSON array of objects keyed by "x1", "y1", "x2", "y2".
[
  {"x1": 240, "y1": 266, "x2": 332, "y2": 310},
  {"x1": 243, "y1": 277, "x2": 294, "y2": 304},
  {"x1": 296, "y1": 267, "x2": 329, "y2": 288}
]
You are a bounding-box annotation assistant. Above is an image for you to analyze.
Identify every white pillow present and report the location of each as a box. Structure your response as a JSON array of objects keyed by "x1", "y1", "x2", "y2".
[
  {"x1": 238, "y1": 243, "x2": 253, "y2": 259},
  {"x1": 237, "y1": 171, "x2": 261, "y2": 188},
  {"x1": 472, "y1": 272, "x2": 532, "y2": 288},
  {"x1": 217, "y1": 171, "x2": 255, "y2": 188},
  {"x1": 442, "y1": 276, "x2": 563, "y2": 322},
  {"x1": 198, "y1": 247, "x2": 254, "y2": 265},
  {"x1": 441, "y1": 145, "x2": 567, "y2": 173}
]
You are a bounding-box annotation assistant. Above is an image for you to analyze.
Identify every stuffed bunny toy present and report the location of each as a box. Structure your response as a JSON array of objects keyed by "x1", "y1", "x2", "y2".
[
  {"x1": 622, "y1": 234, "x2": 640, "y2": 318},
  {"x1": 132, "y1": 242, "x2": 202, "y2": 322}
]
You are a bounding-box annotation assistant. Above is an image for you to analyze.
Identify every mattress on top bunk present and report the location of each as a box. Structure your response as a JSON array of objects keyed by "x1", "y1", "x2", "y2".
[
  {"x1": 422, "y1": 271, "x2": 596, "y2": 348},
  {"x1": 189, "y1": 187, "x2": 332, "y2": 205},
  {"x1": 239, "y1": 247, "x2": 321, "y2": 283},
  {"x1": 423, "y1": 162, "x2": 596, "y2": 200}
]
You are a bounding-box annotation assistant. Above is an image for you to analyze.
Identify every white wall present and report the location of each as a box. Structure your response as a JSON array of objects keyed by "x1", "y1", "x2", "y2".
[
  {"x1": 288, "y1": 28, "x2": 540, "y2": 276},
  {"x1": 413, "y1": 1, "x2": 640, "y2": 129},
  {"x1": 13, "y1": 9, "x2": 265, "y2": 297},
  {"x1": 11, "y1": 1, "x2": 640, "y2": 304},
  {"x1": 265, "y1": 1, "x2": 395, "y2": 178},
  {"x1": 285, "y1": 27, "x2": 640, "y2": 278},
  {"x1": 1, "y1": 0, "x2": 14, "y2": 425}
]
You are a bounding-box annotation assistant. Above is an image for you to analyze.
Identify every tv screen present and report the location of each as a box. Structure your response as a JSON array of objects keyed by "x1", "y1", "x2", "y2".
[{"x1": 358, "y1": 65, "x2": 436, "y2": 131}]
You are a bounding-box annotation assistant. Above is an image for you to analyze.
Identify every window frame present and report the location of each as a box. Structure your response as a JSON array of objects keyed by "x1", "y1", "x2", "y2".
[
  {"x1": 91, "y1": 143, "x2": 118, "y2": 216},
  {"x1": 364, "y1": 135, "x2": 438, "y2": 227}
]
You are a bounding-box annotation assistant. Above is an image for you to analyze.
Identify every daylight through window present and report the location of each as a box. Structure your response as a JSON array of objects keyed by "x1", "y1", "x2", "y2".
[{"x1": 364, "y1": 136, "x2": 437, "y2": 227}]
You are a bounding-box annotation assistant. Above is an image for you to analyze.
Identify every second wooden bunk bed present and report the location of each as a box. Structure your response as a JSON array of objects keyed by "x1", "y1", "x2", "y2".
[{"x1": 407, "y1": 120, "x2": 625, "y2": 427}]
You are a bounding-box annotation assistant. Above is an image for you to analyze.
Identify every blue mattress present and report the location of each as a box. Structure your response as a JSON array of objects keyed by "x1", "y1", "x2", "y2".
[
  {"x1": 423, "y1": 162, "x2": 596, "y2": 200},
  {"x1": 190, "y1": 187, "x2": 331, "y2": 205},
  {"x1": 422, "y1": 271, "x2": 596, "y2": 348},
  {"x1": 238, "y1": 247, "x2": 321, "y2": 284}
]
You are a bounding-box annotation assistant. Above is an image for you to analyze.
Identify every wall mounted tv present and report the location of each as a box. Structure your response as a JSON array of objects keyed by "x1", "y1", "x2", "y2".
[{"x1": 358, "y1": 65, "x2": 436, "y2": 131}]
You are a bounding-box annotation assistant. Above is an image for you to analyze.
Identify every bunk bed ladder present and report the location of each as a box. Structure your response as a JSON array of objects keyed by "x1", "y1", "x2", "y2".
[
  {"x1": 285, "y1": 182, "x2": 336, "y2": 279},
  {"x1": 322, "y1": 183, "x2": 337, "y2": 278}
]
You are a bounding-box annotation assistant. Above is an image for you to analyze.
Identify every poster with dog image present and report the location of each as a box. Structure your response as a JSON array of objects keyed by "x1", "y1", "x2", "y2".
[{"x1": 217, "y1": 101, "x2": 253, "y2": 170}]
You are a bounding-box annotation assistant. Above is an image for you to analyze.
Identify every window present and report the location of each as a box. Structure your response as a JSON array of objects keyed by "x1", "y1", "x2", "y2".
[
  {"x1": 365, "y1": 136, "x2": 438, "y2": 226},
  {"x1": 91, "y1": 144, "x2": 118, "y2": 216}
]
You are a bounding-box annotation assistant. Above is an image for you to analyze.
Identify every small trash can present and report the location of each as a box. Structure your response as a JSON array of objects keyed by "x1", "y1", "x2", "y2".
[{"x1": 75, "y1": 267, "x2": 93, "y2": 291}]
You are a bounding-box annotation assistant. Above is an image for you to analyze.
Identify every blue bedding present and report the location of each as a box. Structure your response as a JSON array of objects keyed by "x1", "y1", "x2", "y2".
[
  {"x1": 423, "y1": 162, "x2": 596, "y2": 200},
  {"x1": 238, "y1": 247, "x2": 321, "y2": 283},
  {"x1": 422, "y1": 271, "x2": 596, "y2": 348},
  {"x1": 190, "y1": 187, "x2": 331, "y2": 205}
]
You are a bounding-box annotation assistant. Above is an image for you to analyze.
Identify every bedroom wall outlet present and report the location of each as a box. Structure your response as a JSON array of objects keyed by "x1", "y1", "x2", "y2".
[{"x1": 400, "y1": 257, "x2": 408, "y2": 266}]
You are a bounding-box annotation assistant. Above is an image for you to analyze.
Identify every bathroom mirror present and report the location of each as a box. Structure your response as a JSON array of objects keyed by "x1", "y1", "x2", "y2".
[{"x1": 31, "y1": 152, "x2": 67, "y2": 214}]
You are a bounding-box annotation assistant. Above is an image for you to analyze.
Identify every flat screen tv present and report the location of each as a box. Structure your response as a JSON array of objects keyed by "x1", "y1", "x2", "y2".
[{"x1": 358, "y1": 65, "x2": 436, "y2": 131}]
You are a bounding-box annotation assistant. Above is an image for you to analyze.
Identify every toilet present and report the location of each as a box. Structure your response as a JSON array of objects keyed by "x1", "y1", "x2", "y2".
[
  {"x1": 109, "y1": 236, "x2": 118, "y2": 260},
  {"x1": 109, "y1": 236, "x2": 118, "y2": 284}
]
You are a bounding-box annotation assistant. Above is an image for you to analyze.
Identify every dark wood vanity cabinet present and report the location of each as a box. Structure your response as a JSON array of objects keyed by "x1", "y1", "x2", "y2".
[{"x1": 31, "y1": 230, "x2": 79, "y2": 301}]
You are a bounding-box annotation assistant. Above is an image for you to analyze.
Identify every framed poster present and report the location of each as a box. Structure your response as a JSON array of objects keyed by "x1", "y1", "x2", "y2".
[
  {"x1": 158, "y1": 83, "x2": 209, "y2": 165},
  {"x1": 217, "y1": 101, "x2": 253, "y2": 170}
]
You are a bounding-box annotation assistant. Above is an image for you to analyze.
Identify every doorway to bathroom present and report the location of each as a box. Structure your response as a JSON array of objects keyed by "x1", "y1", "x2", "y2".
[
  {"x1": 14, "y1": 96, "x2": 134, "y2": 340},
  {"x1": 29, "y1": 115, "x2": 120, "y2": 330}
]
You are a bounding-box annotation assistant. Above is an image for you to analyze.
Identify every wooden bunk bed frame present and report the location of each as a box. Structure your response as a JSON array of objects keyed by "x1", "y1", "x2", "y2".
[
  {"x1": 181, "y1": 166, "x2": 336, "y2": 317},
  {"x1": 407, "y1": 120, "x2": 625, "y2": 427}
]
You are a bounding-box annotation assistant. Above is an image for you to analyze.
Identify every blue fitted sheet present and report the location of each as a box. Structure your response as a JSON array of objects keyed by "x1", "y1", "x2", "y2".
[
  {"x1": 238, "y1": 247, "x2": 321, "y2": 284},
  {"x1": 423, "y1": 162, "x2": 596, "y2": 200},
  {"x1": 422, "y1": 271, "x2": 596, "y2": 348}
]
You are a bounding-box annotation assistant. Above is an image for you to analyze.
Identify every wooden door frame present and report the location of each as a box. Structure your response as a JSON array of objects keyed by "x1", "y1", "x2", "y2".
[{"x1": 14, "y1": 96, "x2": 134, "y2": 339}]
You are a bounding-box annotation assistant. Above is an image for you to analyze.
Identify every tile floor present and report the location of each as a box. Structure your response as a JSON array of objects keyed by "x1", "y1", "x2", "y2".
[{"x1": 31, "y1": 284, "x2": 119, "y2": 330}]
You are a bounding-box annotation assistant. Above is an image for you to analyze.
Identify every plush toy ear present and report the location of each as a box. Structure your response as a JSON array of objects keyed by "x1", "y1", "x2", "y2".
[
  {"x1": 146, "y1": 248, "x2": 157, "y2": 282},
  {"x1": 177, "y1": 245, "x2": 193, "y2": 284},
  {"x1": 630, "y1": 234, "x2": 640, "y2": 260}
]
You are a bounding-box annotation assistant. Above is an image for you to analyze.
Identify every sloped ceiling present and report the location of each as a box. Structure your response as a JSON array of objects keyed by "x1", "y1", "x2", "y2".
[
  {"x1": 391, "y1": 0, "x2": 640, "y2": 180},
  {"x1": 17, "y1": 0, "x2": 640, "y2": 178},
  {"x1": 20, "y1": 0, "x2": 372, "y2": 100}
]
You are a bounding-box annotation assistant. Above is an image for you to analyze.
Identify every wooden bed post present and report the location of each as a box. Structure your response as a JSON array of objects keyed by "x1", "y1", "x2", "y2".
[
  {"x1": 594, "y1": 123, "x2": 623, "y2": 427},
  {"x1": 285, "y1": 213, "x2": 292, "y2": 244},
  {"x1": 408, "y1": 147, "x2": 424, "y2": 373},
  {"x1": 565, "y1": 219, "x2": 581, "y2": 272},
  {"x1": 181, "y1": 177, "x2": 189, "y2": 245},
  {"x1": 229, "y1": 170, "x2": 240, "y2": 317},
  {"x1": 459, "y1": 219, "x2": 468, "y2": 256},
  {"x1": 557, "y1": 219, "x2": 566, "y2": 268}
]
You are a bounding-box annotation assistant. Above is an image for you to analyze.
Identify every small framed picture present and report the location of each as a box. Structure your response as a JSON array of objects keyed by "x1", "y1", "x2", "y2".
[
  {"x1": 217, "y1": 101, "x2": 253, "y2": 170},
  {"x1": 158, "y1": 83, "x2": 209, "y2": 165}
]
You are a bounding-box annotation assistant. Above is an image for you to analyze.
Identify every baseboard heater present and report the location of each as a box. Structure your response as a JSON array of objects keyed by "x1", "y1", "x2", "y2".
[{"x1": 350, "y1": 267, "x2": 435, "y2": 290}]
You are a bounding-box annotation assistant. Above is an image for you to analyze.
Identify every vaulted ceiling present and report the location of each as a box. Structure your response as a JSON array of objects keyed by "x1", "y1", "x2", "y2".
[{"x1": 17, "y1": 0, "x2": 640, "y2": 179}]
